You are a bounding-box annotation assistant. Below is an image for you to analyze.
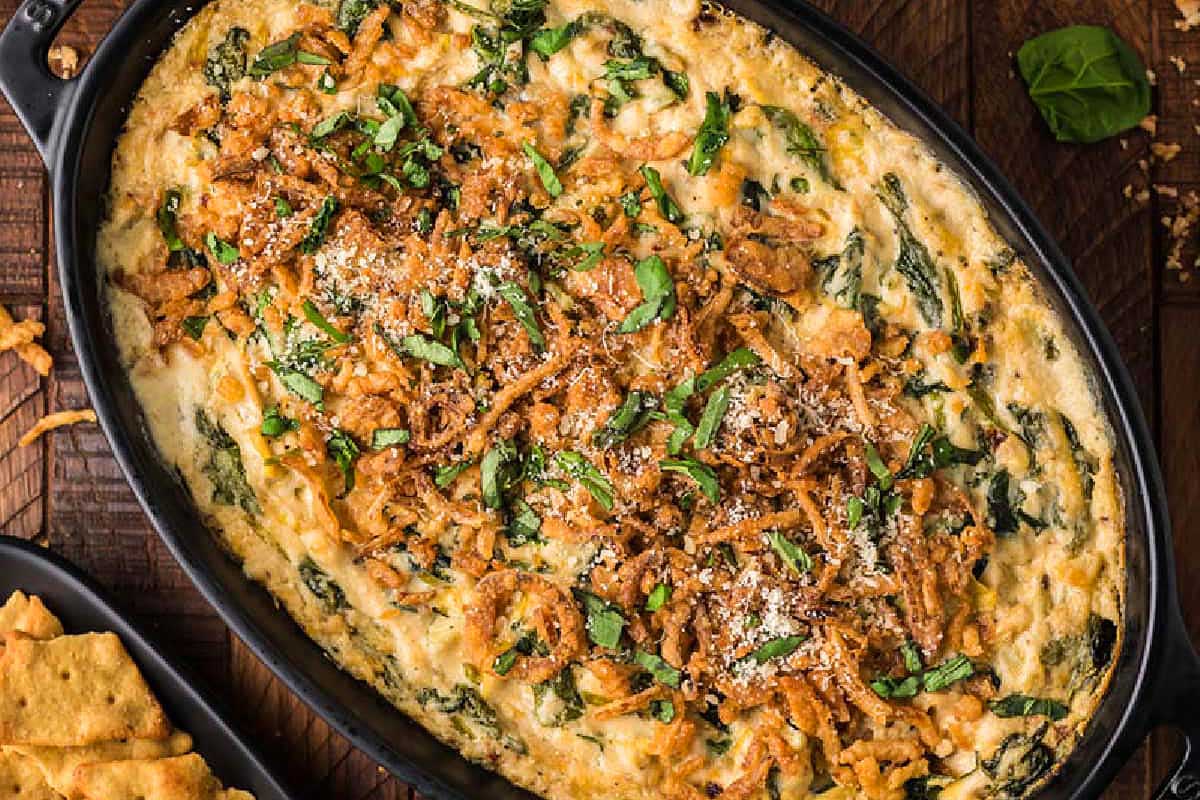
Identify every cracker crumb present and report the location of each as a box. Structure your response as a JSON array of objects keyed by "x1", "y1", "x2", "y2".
[
  {"x1": 1151, "y1": 142, "x2": 1183, "y2": 163},
  {"x1": 1176, "y1": 0, "x2": 1200, "y2": 30},
  {"x1": 47, "y1": 44, "x2": 80, "y2": 79},
  {"x1": 1139, "y1": 115, "x2": 1158, "y2": 136},
  {"x1": 1169, "y1": 55, "x2": 1188, "y2": 74}
]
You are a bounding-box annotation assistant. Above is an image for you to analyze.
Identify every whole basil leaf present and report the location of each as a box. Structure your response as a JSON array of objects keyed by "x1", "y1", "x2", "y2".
[{"x1": 1016, "y1": 25, "x2": 1150, "y2": 144}]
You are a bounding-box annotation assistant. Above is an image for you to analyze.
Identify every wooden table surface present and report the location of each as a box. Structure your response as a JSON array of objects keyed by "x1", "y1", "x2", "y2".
[{"x1": 0, "y1": 1, "x2": 1196, "y2": 797}]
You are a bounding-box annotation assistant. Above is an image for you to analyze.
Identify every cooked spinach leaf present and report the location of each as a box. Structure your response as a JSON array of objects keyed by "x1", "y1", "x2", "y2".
[
  {"x1": 878, "y1": 173, "x2": 944, "y2": 328},
  {"x1": 987, "y1": 469, "x2": 1019, "y2": 537},
  {"x1": 194, "y1": 409, "x2": 259, "y2": 514},
  {"x1": 299, "y1": 557, "x2": 347, "y2": 612},
  {"x1": 532, "y1": 666, "x2": 585, "y2": 726},
  {"x1": 337, "y1": 0, "x2": 380, "y2": 35},
  {"x1": 203, "y1": 27, "x2": 249, "y2": 103},
  {"x1": 760, "y1": 105, "x2": 840, "y2": 188}
]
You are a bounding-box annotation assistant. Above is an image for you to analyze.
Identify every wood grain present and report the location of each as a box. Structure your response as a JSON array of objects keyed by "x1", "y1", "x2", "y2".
[{"x1": 0, "y1": 1, "x2": 1195, "y2": 798}]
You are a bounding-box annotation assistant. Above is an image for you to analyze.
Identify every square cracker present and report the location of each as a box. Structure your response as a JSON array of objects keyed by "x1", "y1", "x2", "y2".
[
  {"x1": 71, "y1": 753, "x2": 221, "y2": 800},
  {"x1": 0, "y1": 593, "x2": 63, "y2": 641},
  {"x1": 4, "y1": 731, "x2": 192, "y2": 796},
  {"x1": 0, "y1": 749, "x2": 60, "y2": 800},
  {"x1": 0, "y1": 633, "x2": 170, "y2": 746}
]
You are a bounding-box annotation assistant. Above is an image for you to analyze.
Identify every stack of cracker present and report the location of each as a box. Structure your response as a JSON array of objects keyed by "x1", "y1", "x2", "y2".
[{"x1": 0, "y1": 591, "x2": 257, "y2": 800}]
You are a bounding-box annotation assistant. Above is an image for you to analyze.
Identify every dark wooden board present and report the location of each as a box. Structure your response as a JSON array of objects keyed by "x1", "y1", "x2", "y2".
[{"x1": 0, "y1": 1, "x2": 1196, "y2": 797}]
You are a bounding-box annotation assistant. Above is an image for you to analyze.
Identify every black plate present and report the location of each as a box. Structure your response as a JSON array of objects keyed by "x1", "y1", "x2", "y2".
[{"x1": 0, "y1": 535, "x2": 295, "y2": 800}]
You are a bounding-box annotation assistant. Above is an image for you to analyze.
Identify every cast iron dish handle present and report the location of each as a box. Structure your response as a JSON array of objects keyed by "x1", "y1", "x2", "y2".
[
  {"x1": 0, "y1": 0, "x2": 84, "y2": 163},
  {"x1": 1149, "y1": 611, "x2": 1200, "y2": 800}
]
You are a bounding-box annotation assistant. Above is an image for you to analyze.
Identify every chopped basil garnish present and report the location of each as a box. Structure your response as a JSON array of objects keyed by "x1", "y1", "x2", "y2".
[
  {"x1": 481, "y1": 439, "x2": 520, "y2": 509},
  {"x1": 554, "y1": 451, "x2": 614, "y2": 510},
  {"x1": 767, "y1": 530, "x2": 812, "y2": 575},
  {"x1": 649, "y1": 698, "x2": 675, "y2": 723},
  {"x1": 921, "y1": 655, "x2": 974, "y2": 692},
  {"x1": 593, "y1": 390, "x2": 658, "y2": 448},
  {"x1": 434, "y1": 460, "x2": 473, "y2": 488},
  {"x1": 337, "y1": 0, "x2": 380, "y2": 35},
  {"x1": 633, "y1": 650, "x2": 681, "y2": 688},
  {"x1": 376, "y1": 84, "x2": 418, "y2": 151},
  {"x1": 326, "y1": 429, "x2": 360, "y2": 492},
  {"x1": 562, "y1": 241, "x2": 605, "y2": 272},
  {"x1": 870, "y1": 674, "x2": 920, "y2": 699},
  {"x1": 296, "y1": 50, "x2": 330, "y2": 66},
  {"x1": 260, "y1": 406, "x2": 298, "y2": 438},
  {"x1": 749, "y1": 635, "x2": 805, "y2": 664},
  {"x1": 400, "y1": 333, "x2": 463, "y2": 368},
  {"x1": 249, "y1": 34, "x2": 328, "y2": 78},
  {"x1": 619, "y1": 190, "x2": 641, "y2": 218},
  {"x1": 300, "y1": 196, "x2": 339, "y2": 254},
  {"x1": 659, "y1": 458, "x2": 719, "y2": 504},
  {"x1": 311, "y1": 111, "x2": 353, "y2": 140},
  {"x1": 663, "y1": 379, "x2": 696, "y2": 456},
  {"x1": 687, "y1": 91, "x2": 731, "y2": 176},
  {"x1": 506, "y1": 499, "x2": 543, "y2": 546},
  {"x1": 692, "y1": 385, "x2": 729, "y2": 450},
  {"x1": 523, "y1": 142, "x2": 563, "y2": 198},
  {"x1": 988, "y1": 694, "x2": 1069, "y2": 721},
  {"x1": 272, "y1": 367, "x2": 324, "y2": 408},
  {"x1": 863, "y1": 440, "x2": 893, "y2": 490},
  {"x1": 275, "y1": 197, "x2": 293, "y2": 217},
  {"x1": 574, "y1": 589, "x2": 626, "y2": 649},
  {"x1": 317, "y1": 70, "x2": 337, "y2": 94},
  {"x1": 695, "y1": 347, "x2": 760, "y2": 392},
  {"x1": 902, "y1": 641, "x2": 923, "y2": 674},
  {"x1": 645, "y1": 583, "x2": 671, "y2": 611},
  {"x1": 493, "y1": 648, "x2": 520, "y2": 676},
  {"x1": 639, "y1": 165, "x2": 683, "y2": 224},
  {"x1": 530, "y1": 20, "x2": 580, "y2": 59},
  {"x1": 371, "y1": 428, "x2": 411, "y2": 449},
  {"x1": 181, "y1": 316, "x2": 209, "y2": 341},
  {"x1": 617, "y1": 255, "x2": 676, "y2": 334},
  {"x1": 497, "y1": 282, "x2": 545, "y2": 350},
  {"x1": 302, "y1": 300, "x2": 351, "y2": 344},
  {"x1": 205, "y1": 232, "x2": 240, "y2": 265},
  {"x1": 157, "y1": 189, "x2": 185, "y2": 252}
]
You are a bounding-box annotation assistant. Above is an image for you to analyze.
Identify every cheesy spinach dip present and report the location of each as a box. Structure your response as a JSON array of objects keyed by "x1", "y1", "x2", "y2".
[{"x1": 100, "y1": 1, "x2": 1125, "y2": 798}]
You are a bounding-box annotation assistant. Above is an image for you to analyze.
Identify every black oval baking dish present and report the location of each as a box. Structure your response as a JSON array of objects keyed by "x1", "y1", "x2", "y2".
[
  {"x1": 0, "y1": 535, "x2": 295, "y2": 800},
  {"x1": 0, "y1": 1, "x2": 1196, "y2": 799}
]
